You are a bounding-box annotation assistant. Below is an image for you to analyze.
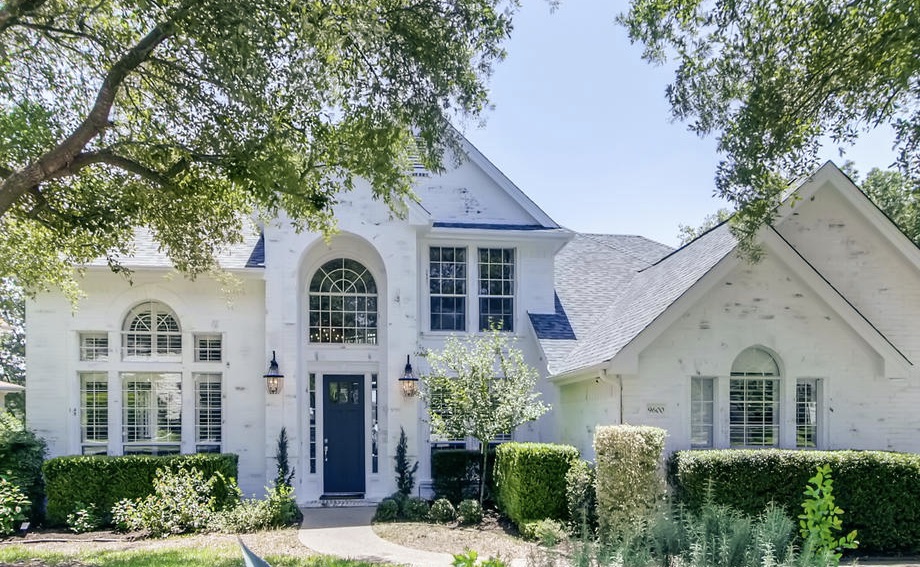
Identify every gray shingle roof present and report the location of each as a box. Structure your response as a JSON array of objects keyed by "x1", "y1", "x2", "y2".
[
  {"x1": 86, "y1": 224, "x2": 264, "y2": 270},
  {"x1": 538, "y1": 224, "x2": 738, "y2": 376},
  {"x1": 535, "y1": 232, "x2": 674, "y2": 373}
]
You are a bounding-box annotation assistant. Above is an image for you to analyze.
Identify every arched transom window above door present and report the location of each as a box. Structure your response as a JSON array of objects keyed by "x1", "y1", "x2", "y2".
[{"x1": 308, "y1": 258, "x2": 378, "y2": 344}]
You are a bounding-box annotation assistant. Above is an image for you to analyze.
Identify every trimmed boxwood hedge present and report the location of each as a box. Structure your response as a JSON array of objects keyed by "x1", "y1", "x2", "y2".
[
  {"x1": 669, "y1": 449, "x2": 920, "y2": 552},
  {"x1": 494, "y1": 442, "x2": 579, "y2": 528},
  {"x1": 431, "y1": 448, "x2": 496, "y2": 504},
  {"x1": 43, "y1": 453, "x2": 238, "y2": 526}
]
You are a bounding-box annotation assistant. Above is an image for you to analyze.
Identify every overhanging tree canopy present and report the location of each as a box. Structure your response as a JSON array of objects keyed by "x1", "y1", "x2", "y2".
[
  {"x1": 620, "y1": 0, "x2": 920, "y2": 252},
  {"x1": 0, "y1": 0, "x2": 517, "y2": 296}
]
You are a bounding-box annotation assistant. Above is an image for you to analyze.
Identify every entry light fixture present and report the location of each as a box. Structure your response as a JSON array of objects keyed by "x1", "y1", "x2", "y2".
[
  {"x1": 399, "y1": 354, "x2": 419, "y2": 397},
  {"x1": 264, "y1": 351, "x2": 284, "y2": 395}
]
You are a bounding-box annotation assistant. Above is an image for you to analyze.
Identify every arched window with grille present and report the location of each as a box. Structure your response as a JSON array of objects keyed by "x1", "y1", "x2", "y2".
[
  {"x1": 122, "y1": 301, "x2": 182, "y2": 359},
  {"x1": 308, "y1": 258, "x2": 378, "y2": 344},
  {"x1": 729, "y1": 347, "x2": 780, "y2": 447}
]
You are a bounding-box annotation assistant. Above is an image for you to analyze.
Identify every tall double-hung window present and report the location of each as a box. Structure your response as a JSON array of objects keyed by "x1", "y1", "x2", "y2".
[
  {"x1": 729, "y1": 347, "x2": 780, "y2": 447},
  {"x1": 430, "y1": 247, "x2": 467, "y2": 331},
  {"x1": 478, "y1": 248, "x2": 515, "y2": 331}
]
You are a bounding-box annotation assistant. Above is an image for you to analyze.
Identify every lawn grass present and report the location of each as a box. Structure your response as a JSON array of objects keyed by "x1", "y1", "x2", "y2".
[{"x1": 0, "y1": 545, "x2": 388, "y2": 567}]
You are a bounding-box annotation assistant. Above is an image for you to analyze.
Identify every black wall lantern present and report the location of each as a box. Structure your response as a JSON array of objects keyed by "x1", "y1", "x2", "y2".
[
  {"x1": 264, "y1": 351, "x2": 284, "y2": 394},
  {"x1": 399, "y1": 354, "x2": 419, "y2": 397}
]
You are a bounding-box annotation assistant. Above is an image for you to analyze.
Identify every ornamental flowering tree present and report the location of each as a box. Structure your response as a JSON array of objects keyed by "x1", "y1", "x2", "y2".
[{"x1": 420, "y1": 329, "x2": 550, "y2": 504}]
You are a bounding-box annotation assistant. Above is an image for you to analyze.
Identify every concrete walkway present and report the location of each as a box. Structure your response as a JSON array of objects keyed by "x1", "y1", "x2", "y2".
[{"x1": 298, "y1": 506, "x2": 455, "y2": 567}]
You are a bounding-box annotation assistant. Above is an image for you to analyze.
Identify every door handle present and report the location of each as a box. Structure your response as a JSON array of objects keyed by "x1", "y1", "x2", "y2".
[{"x1": 324, "y1": 438, "x2": 329, "y2": 462}]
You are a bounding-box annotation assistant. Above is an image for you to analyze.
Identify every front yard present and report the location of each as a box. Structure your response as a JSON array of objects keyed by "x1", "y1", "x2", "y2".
[{"x1": 0, "y1": 528, "x2": 386, "y2": 567}]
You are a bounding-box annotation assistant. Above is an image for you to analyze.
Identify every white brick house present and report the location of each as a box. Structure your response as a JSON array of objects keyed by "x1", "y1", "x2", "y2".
[{"x1": 25, "y1": 137, "x2": 920, "y2": 501}]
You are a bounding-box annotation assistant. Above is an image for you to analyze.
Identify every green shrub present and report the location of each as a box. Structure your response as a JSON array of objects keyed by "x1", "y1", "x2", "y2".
[
  {"x1": 565, "y1": 459, "x2": 596, "y2": 535},
  {"x1": 374, "y1": 498, "x2": 399, "y2": 522},
  {"x1": 431, "y1": 448, "x2": 496, "y2": 504},
  {"x1": 0, "y1": 417, "x2": 46, "y2": 523},
  {"x1": 457, "y1": 499, "x2": 483, "y2": 525},
  {"x1": 125, "y1": 466, "x2": 221, "y2": 537},
  {"x1": 669, "y1": 449, "x2": 920, "y2": 552},
  {"x1": 594, "y1": 425, "x2": 666, "y2": 539},
  {"x1": 799, "y1": 465, "x2": 858, "y2": 563},
  {"x1": 494, "y1": 442, "x2": 579, "y2": 528},
  {"x1": 66, "y1": 502, "x2": 102, "y2": 534},
  {"x1": 395, "y1": 427, "x2": 419, "y2": 497},
  {"x1": 521, "y1": 518, "x2": 568, "y2": 547},
  {"x1": 429, "y1": 497, "x2": 456, "y2": 523},
  {"x1": 43, "y1": 453, "x2": 238, "y2": 526},
  {"x1": 111, "y1": 498, "x2": 142, "y2": 532},
  {"x1": 403, "y1": 497, "x2": 430, "y2": 522},
  {"x1": 452, "y1": 550, "x2": 508, "y2": 567},
  {"x1": 0, "y1": 473, "x2": 29, "y2": 535},
  {"x1": 211, "y1": 498, "x2": 274, "y2": 533}
]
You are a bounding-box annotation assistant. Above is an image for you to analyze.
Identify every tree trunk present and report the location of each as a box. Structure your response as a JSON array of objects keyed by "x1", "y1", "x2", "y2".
[{"x1": 479, "y1": 443, "x2": 488, "y2": 505}]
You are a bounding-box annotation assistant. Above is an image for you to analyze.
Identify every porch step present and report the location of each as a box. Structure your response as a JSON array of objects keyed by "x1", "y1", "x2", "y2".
[{"x1": 302, "y1": 494, "x2": 377, "y2": 508}]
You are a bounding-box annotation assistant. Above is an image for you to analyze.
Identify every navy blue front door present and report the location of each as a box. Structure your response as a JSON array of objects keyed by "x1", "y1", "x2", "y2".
[{"x1": 323, "y1": 375, "x2": 365, "y2": 495}]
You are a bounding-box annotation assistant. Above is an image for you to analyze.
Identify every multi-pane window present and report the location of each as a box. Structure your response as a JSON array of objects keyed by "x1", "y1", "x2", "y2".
[
  {"x1": 308, "y1": 258, "x2": 378, "y2": 344},
  {"x1": 195, "y1": 373, "x2": 222, "y2": 453},
  {"x1": 796, "y1": 379, "x2": 820, "y2": 448},
  {"x1": 79, "y1": 333, "x2": 109, "y2": 361},
  {"x1": 123, "y1": 302, "x2": 181, "y2": 359},
  {"x1": 80, "y1": 373, "x2": 108, "y2": 455},
  {"x1": 122, "y1": 372, "x2": 181, "y2": 455},
  {"x1": 478, "y1": 248, "x2": 515, "y2": 331},
  {"x1": 690, "y1": 377, "x2": 715, "y2": 448},
  {"x1": 429, "y1": 247, "x2": 467, "y2": 331},
  {"x1": 371, "y1": 374, "x2": 379, "y2": 474},
  {"x1": 309, "y1": 373, "x2": 317, "y2": 474},
  {"x1": 729, "y1": 347, "x2": 780, "y2": 447},
  {"x1": 195, "y1": 334, "x2": 222, "y2": 362}
]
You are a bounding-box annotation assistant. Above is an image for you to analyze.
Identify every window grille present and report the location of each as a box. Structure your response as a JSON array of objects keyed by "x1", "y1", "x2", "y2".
[
  {"x1": 690, "y1": 377, "x2": 715, "y2": 448},
  {"x1": 80, "y1": 372, "x2": 108, "y2": 455},
  {"x1": 796, "y1": 379, "x2": 819, "y2": 448},
  {"x1": 308, "y1": 258, "x2": 378, "y2": 344},
  {"x1": 195, "y1": 373, "x2": 222, "y2": 453},
  {"x1": 79, "y1": 333, "x2": 109, "y2": 361},
  {"x1": 122, "y1": 302, "x2": 181, "y2": 359},
  {"x1": 429, "y1": 247, "x2": 467, "y2": 331},
  {"x1": 309, "y1": 373, "x2": 317, "y2": 474},
  {"x1": 195, "y1": 334, "x2": 222, "y2": 362},
  {"x1": 122, "y1": 373, "x2": 181, "y2": 453},
  {"x1": 478, "y1": 248, "x2": 514, "y2": 331},
  {"x1": 371, "y1": 374, "x2": 379, "y2": 473}
]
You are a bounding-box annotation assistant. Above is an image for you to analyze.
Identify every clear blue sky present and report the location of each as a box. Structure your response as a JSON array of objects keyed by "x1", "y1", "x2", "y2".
[{"x1": 461, "y1": 0, "x2": 899, "y2": 247}]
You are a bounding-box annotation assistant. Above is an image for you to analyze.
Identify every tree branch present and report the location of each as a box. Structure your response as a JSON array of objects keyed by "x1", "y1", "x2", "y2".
[
  {"x1": 0, "y1": 0, "x2": 48, "y2": 36},
  {"x1": 0, "y1": 0, "x2": 197, "y2": 217},
  {"x1": 45, "y1": 150, "x2": 174, "y2": 188}
]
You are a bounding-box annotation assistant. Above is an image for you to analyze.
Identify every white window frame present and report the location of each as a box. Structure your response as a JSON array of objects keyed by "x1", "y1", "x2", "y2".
[
  {"x1": 80, "y1": 372, "x2": 109, "y2": 455},
  {"x1": 121, "y1": 372, "x2": 182, "y2": 455},
  {"x1": 121, "y1": 302, "x2": 182, "y2": 361},
  {"x1": 728, "y1": 377, "x2": 780, "y2": 447},
  {"x1": 429, "y1": 246, "x2": 468, "y2": 332},
  {"x1": 795, "y1": 378, "x2": 821, "y2": 449},
  {"x1": 307, "y1": 258, "x2": 379, "y2": 345},
  {"x1": 194, "y1": 334, "x2": 223, "y2": 362},
  {"x1": 477, "y1": 248, "x2": 515, "y2": 332},
  {"x1": 79, "y1": 333, "x2": 109, "y2": 361},
  {"x1": 690, "y1": 376, "x2": 715, "y2": 448},
  {"x1": 194, "y1": 373, "x2": 222, "y2": 453}
]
